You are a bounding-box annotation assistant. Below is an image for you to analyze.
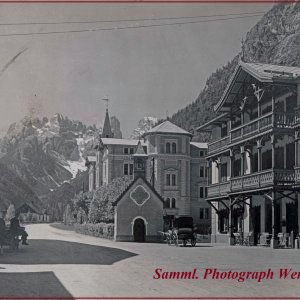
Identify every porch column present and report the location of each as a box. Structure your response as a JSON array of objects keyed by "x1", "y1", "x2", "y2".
[
  {"x1": 296, "y1": 132, "x2": 299, "y2": 167},
  {"x1": 271, "y1": 135, "x2": 276, "y2": 169},
  {"x1": 257, "y1": 139, "x2": 262, "y2": 172},
  {"x1": 217, "y1": 156, "x2": 222, "y2": 184},
  {"x1": 228, "y1": 197, "x2": 234, "y2": 245},
  {"x1": 207, "y1": 159, "x2": 211, "y2": 185},
  {"x1": 270, "y1": 190, "x2": 278, "y2": 249},
  {"x1": 229, "y1": 149, "x2": 234, "y2": 178},
  {"x1": 297, "y1": 192, "x2": 300, "y2": 236},
  {"x1": 240, "y1": 145, "x2": 245, "y2": 176}
]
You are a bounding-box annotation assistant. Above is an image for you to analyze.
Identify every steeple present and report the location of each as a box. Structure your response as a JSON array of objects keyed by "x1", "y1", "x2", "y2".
[
  {"x1": 102, "y1": 108, "x2": 113, "y2": 138},
  {"x1": 133, "y1": 140, "x2": 147, "y2": 180}
]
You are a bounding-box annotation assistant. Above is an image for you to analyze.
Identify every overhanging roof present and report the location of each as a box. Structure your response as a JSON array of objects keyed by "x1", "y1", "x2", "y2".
[
  {"x1": 196, "y1": 113, "x2": 230, "y2": 131},
  {"x1": 214, "y1": 61, "x2": 300, "y2": 113}
]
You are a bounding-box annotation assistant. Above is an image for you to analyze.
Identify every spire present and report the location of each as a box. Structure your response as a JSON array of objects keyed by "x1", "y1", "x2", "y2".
[
  {"x1": 133, "y1": 140, "x2": 147, "y2": 157},
  {"x1": 102, "y1": 108, "x2": 113, "y2": 138},
  {"x1": 133, "y1": 140, "x2": 147, "y2": 180}
]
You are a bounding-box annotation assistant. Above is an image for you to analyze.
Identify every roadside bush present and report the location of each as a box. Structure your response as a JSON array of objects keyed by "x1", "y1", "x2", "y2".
[{"x1": 74, "y1": 223, "x2": 114, "y2": 240}]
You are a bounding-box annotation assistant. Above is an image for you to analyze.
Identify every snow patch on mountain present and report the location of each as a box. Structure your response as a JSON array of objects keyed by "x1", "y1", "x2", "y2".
[{"x1": 131, "y1": 116, "x2": 158, "y2": 139}]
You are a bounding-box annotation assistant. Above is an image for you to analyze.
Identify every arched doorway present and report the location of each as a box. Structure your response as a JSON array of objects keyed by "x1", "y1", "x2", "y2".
[{"x1": 133, "y1": 218, "x2": 146, "y2": 242}]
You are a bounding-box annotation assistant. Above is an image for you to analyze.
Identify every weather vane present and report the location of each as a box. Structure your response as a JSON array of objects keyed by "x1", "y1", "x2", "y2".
[{"x1": 102, "y1": 98, "x2": 109, "y2": 109}]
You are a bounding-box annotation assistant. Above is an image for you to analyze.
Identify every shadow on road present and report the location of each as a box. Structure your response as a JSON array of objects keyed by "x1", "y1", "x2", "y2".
[
  {"x1": 0, "y1": 239, "x2": 137, "y2": 265},
  {"x1": 0, "y1": 271, "x2": 73, "y2": 298}
]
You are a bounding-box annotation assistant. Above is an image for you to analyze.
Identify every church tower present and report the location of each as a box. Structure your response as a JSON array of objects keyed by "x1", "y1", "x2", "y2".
[
  {"x1": 102, "y1": 108, "x2": 113, "y2": 138},
  {"x1": 133, "y1": 140, "x2": 147, "y2": 180}
]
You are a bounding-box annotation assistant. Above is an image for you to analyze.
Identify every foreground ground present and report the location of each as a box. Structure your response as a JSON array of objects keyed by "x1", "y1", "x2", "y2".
[{"x1": 0, "y1": 223, "x2": 300, "y2": 298}]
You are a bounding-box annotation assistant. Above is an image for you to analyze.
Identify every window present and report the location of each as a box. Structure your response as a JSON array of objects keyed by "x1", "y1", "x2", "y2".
[
  {"x1": 200, "y1": 166, "x2": 205, "y2": 178},
  {"x1": 200, "y1": 208, "x2": 204, "y2": 219},
  {"x1": 130, "y1": 147, "x2": 134, "y2": 155},
  {"x1": 199, "y1": 187, "x2": 204, "y2": 198},
  {"x1": 200, "y1": 208, "x2": 209, "y2": 219},
  {"x1": 171, "y1": 198, "x2": 176, "y2": 208},
  {"x1": 199, "y1": 150, "x2": 204, "y2": 157},
  {"x1": 166, "y1": 173, "x2": 177, "y2": 186},
  {"x1": 130, "y1": 164, "x2": 133, "y2": 175},
  {"x1": 124, "y1": 163, "x2": 133, "y2": 175},
  {"x1": 205, "y1": 187, "x2": 208, "y2": 198},
  {"x1": 166, "y1": 174, "x2": 171, "y2": 186},
  {"x1": 165, "y1": 198, "x2": 170, "y2": 208},
  {"x1": 123, "y1": 164, "x2": 128, "y2": 175},
  {"x1": 171, "y1": 174, "x2": 176, "y2": 186},
  {"x1": 164, "y1": 198, "x2": 176, "y2": 208},
  {"x1": 171, "y1": 143, "x2": 177, "y2": 154},
  {"x1": 166, "y1": 143, "x2": 171, "y2": 153},
  {"x1": 124, "y1": 147, "x2": 129, "y2": 154}
]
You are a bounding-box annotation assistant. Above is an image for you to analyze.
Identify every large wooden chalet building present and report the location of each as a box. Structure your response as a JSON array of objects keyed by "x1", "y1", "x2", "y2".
[{"x1": 198, "y1": 61, "x2": 300, "y2": 248}]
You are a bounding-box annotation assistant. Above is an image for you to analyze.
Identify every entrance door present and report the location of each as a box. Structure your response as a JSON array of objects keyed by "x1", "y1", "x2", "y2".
[
  {"x1": 133, "y1": 218, "x2": 146, "y2": 242},
  {"x1": 252, "y1": 206, "x2": 261, "y2": 245},
  {"x1": 286, "y1": 202, "x2": 298, "y2": 235}
]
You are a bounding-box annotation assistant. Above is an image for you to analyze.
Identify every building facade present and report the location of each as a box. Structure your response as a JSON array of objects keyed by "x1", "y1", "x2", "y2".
[
  {"x1": 87, "y1": 111, "x2": 209, "y2": 237},
  {"x1": 198, "y1": 61, "x2": 300, "y2": 247}
]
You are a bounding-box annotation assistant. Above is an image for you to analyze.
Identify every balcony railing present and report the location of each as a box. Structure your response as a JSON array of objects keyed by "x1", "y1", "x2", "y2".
[
  {"x1": 295, "y1": 167, "x2": 300, "y2": 183},
  {"x1": 295, "y1": 106, "x2": 300, "y2": 126},
  {"x1": 207, "y1": 182, "x2": 231, "y2": 198},
  {"x1": 208, "y1": 136, "x2": 230, "y2": 154},
  {"x1": 231, "y1": 169, "x2": 295, "y2": 192},
  {"x1": 230, "y1": 112, "x2": 295, "y2": 142},
  {"x1": 207, "y1": 111, "x2": 297, "y2": 155},
  {"x1": 207, "y1": 169, "x2": 295, "y2": 198}
]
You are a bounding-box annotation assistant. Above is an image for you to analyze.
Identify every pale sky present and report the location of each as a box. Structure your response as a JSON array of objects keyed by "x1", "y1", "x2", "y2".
[{"x1": 0, "y1": 3, "x2": 273, "y2": 137}]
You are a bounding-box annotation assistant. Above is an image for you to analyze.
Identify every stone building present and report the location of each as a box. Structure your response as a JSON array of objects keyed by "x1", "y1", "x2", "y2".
[
  {"x1": 197, "y1": 61, "x2": 300, "y2": 248},
  {"x1": 87, "y1": 109, "x2": 209, "y2": 241}
]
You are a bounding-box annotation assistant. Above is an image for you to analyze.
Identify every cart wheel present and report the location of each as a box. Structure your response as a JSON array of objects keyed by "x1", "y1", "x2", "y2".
[
  {"x1": 183, "y1": 239, "x2": 187, "y2": 247},
  {"x1": 167, "y1": 236, "x2": 171, "y2": 246},
  {"x1": 191, "y1": 239, "x2": 196, "y2": 247}
]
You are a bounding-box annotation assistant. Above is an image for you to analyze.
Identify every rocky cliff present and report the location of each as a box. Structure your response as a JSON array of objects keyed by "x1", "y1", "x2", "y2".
[{"x1": 170, "y1": 3, "x2": 300, "y2": 139}]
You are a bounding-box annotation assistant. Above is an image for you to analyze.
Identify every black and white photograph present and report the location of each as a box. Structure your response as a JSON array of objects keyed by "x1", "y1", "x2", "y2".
[{"x1": 0, "y1": 1, "x2": 299, "y2": 298}]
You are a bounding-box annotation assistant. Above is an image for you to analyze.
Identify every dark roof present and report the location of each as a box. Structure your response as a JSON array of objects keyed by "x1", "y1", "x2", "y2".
[
  {"x1": 15, "y1": 202, "x2": 43, "y2": 214},
  {"x1": 133, "y1": 140, "x2": 147, "y2": 157},
  {"x1": 214, "y1": 61, "x2": 300, "y2": 113},
  {"x1": 144, "y1": 120, "x2": 192, "y2": 137},
  {"x1": 112, "y1": 176, "x2": 164, "y2": 206}
]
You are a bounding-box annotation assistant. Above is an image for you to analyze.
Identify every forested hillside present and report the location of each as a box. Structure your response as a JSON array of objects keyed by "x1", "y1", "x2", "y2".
[{"x1": 170, "y1": 3, "x2": 300, "y2": 140}]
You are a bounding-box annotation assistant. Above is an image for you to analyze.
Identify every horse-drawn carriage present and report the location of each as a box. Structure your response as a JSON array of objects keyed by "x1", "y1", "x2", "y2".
[{"x1": 164, "y1": 216, "x2": 197, "y2": 247}]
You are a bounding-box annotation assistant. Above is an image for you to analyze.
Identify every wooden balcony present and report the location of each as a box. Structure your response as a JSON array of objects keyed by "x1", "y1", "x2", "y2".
[
  {"x1": 231, "y1": 169, "x2": 295, "y2": 192},
  {"x1": 231, "y1": 112, "x2": 295, "y2": 143},
  {"x1": 207, "y1": 111, "x2": 296, "y2": 155},
  {"x1": 207, "y1": 182, "x2": 231, "y2": 198},
  {"x1": 207, "y1": 169, "x2": 295, "y2": 198},
  {"x1": 295, "y1": 106, "x2": 300, "y2": 127},
  {"x1": 208, "y1": 136, "x2": 230, "y2": 154},
  {"x1": 295, "y1": 167, "x2": 300, "y2": 183}
]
